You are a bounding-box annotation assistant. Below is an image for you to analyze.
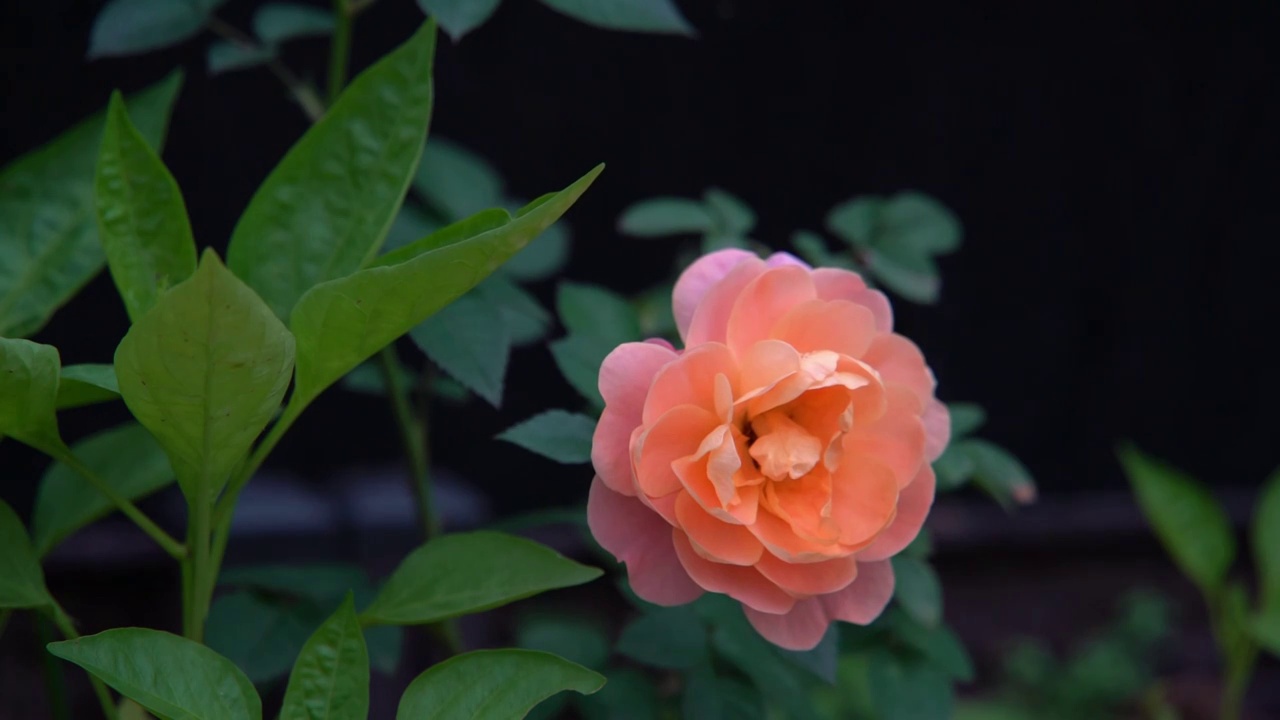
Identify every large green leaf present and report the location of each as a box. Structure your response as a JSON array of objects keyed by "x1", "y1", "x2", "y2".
[
  {"x1": 56, "y1": 363, "x2": 120, "y2": 409},
  {"x1": 279, "y1": 595, "x2": 369, "y2": 720},
  {"x1": 227, "y1": 21, "x2": 437, "y2": 322},
  {"x1": 409, "y1": 293, "x2": 510, "y2": 407},
  {"x1": 395, "y1": 649, "x2": 604, "y2": 720},
  {"x1": 95, "y1": 91, "x2": 197, "y2": 322},
  {"x1": 1254, "y1": 466, "x2": 1280, "y2": 619},
  {"x1": 31, "y1": 423, "x2": 173, "y2": 556},
  {"x1": 539, "y1": 0, "x2": 694, "y2": 35},
  {"x1": 1118, "y1": 444, "x2": 1236, "y2": 594},
  {"x1": 417, "y1": 0, "x2": 502, "y2": 41},
  {"x1": 88, "y1": 0, "x2": 228, "y2": 58},
  {"x1": 0, "y1": 72, "x2": 182, "y2": 337},
  {"x1": 0, "y1": 338, "x2": 67, "y2": 456},
  {"x1": 360, "y1": 531, "x2": 601, "y2": 626},
  {"x1": 0, "y1": 499, "x2": 54, "y2": 610},
  {"x1": 114, "y1": 251, "x2": 295, "y2": 502},
  {"x1": 288, "y1": 166, "x2": 602, "y2": 412},
  {"x1": 47, "y1": 628, "x2": 262, "y2": 720},
  {"x1": 497, "y1": 410, "x2": 595, "y2": 464}
]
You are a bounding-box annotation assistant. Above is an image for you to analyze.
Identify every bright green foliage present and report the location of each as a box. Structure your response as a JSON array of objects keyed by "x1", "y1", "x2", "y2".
[
  {"x1": 278, "y1": 595, "x2": 369, "y2": 720},
  {"x1": 0, "y1": 72, "x2": 182, "y2": 338},
  {"x1": 48, "y1": 628, "x2": 263, "y2": 720},
  {"x1": 395, "y1": 649, "x2": 604, "y2": 720},
  {"x1": 113, "y1": 251, "x2": 295, "y2": 502},
  {"x1": 497, "y1": 410, "x2": 596, "y2": 464},
  {"x1": 361, "y1": 531, "x2": 601, "y2": 626},
  {"x1": 88, "y1": 0, "x2": 229, "y2": 58},
  {"x1": 0, "y1": 499, "x2": 55, "y2": 610},
  {"x1": 227, "y1": 21, "x2": 438, "y2": 322},
  {"x1": 540, "y1": 0, "x2": 694, "y2": 35},
  {"x1": 32, "y1": 423, "x2": 173, "y2": 556},
  {"x1": 95, "y1": 91, "x2": 198, "y2": 322},
  {"x1": 55, "y1": 364, "x2": 120, "y2": 409},
  {"x1": 0, "y1": 338, "x2": 67, "y2": 457}
]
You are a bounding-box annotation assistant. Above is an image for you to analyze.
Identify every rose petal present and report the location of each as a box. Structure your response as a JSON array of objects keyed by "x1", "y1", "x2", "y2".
[
  {"x1": 755, "y1": 550, "x2": 858, "y2": 597},
  {"x1": 922, "y1": 398, "x2": 951, "y2": 462},
  {"x1": 811, "y1": 268, "x2": 893, "y2": 332},
  {"x1": 643, "y1": 343, "x2": 737, "y2": 426},
  {"x1": 774, "y1": 299, "x2": 877, "y2": 359},
  {"x1": 749, "y1": 507, "x2": 846, "y2": 563},
  {"x1": 593, "y1": 407, "x2": 641, "y2": 495},
  {"x1": 675, "y1": 490, "x2": 765, "y2": 566},
  {"x1": 830, "y1": 455, "x2": 899, "y2": 547},
  {"x1": 634, "y1": 405, "x2": 721, "y2": 498},
  {"x1": 744, "y1": 598, "x2": 830, "y2": 650},
  {"x1": 820, "y1": 559, "x2": 895, "y2": 624},
  {"x1": 726, "y1": 266, "x2": 818, "y2": 357},
  {"x1": 845, "y1": 388, "x2": 927, "y2": 490},
  {"x1": 588, "y1": 477, "x2": 703, "y2": 605},
  {"x1": 599, "y1": 341, "x2": 679, "y2": 413},
  {"x1": 686, "y1": 256, "x2": 767, "y2": 347},
  {"x1": 672, "y1": 529, "x2": 796, "y2": 614},
  {"x1": 765, "y1": 252, "x2": 809, "y2": 269},
  {"x1": 862, "y1": 334, "x2": 934, "y2": 410},
  {"x1": 857, "y1": 464, "x2": 936, "y2": 562},
  {"x1": 673, "y1": 249, "x2": 757, "y2": 342}
]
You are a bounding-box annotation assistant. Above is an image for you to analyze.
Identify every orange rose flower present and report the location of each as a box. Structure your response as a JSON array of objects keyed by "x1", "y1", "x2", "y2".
[{"x1": 588, "y1": 249, "x2": 950, "y2": 650}]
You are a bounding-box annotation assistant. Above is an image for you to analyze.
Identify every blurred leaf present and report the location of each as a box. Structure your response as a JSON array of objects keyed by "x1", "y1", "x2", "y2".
[
  {"x1": 488, "y1": 507, "x2": 588, "y2": 533},
  {"x1": 384, "y1": 203, "x2": 446, "y2": 252},
  {"x1": 889, "y1": 611, "x2": 974, "y2": 682},
  {"x1": 48, "y1": 627, "x2": 262, "y2": 720},
  {"x1": 868, "y1": 650, "x2": 954, "y2": 720},
  {"x1": 208, "y1": 42, "x2": 275, "y2": 75},
  {"x1": 289, "y1": 168, "x2": 601, "y2": 413},
  {"x1": 206, "y1": 591, "x2": 321, "y2": 685},
  {"x1": 557, "y1": 281, "x2": 641, "y2": 347},
  {"x1": 550, "y1": 334, "x2": 608, "y2": 408},
  {"x1": 790, "y1": 230, "x2": 853, "y2": 270},
  {"x1": 56, "y1": 363, "x2": 120, "y2": 409},
  {"x1": 497, "y1": 410, "x2": 595, "y2": 464},
  {"x1": 498, "y1": 220, "x2": 571, "y2": 281},
  {"x1": 953, "y1": 701, "x2": 1033, "y2": 720},
  {"x1": 516, "y1": 614, "x2": 609, "y2": 670},
  {"x1": 1118, "y1": 443, "x2": 1236, "y2": 594},
  {"x1": 227, "y1": 22, "x2": 436, "y2": 321},
  {"x1": 865, "y1": 244, "x2": 940, "y2": 304},
  {"x1": 704, "y1": 187, "x2": 755, "y2": 235},
  {"x1": 700, "y1": 232, "x2": 750, "y2": 254},
  {"x1": 682, "y1": 669, "x2": 764, "y2": 720},
  {"x1": 476, "y1": 276, "x2": 552, "y2": 346},
  {"x1": 709, "y1": 610, "x2": 821, "y2": 720},
  {"x1": 361, "y1": 531, "x2": 601, "y2": 625},
  {"x1": 904, "y1": 527, "x2": 933, "y2": 559},
  {"x1": 947, "y1": 403, "x2": 986, "y2": 438},
  {"x1": 1253, "y1": 466, "x2": 1280, "y2": 619},
  {"x1": 417, "y1": 0, "x2": 502, "y2": 40},
  {"x1": 539, "y1": 0, "x2": 693, "y2": 35},
  {"x1": 339, "y1": 360, "x2": 401, "y2": 396},
  {"x1": 413, "y1": 137, "x2": 504, "y2": 220},
  {"x1": 409, "y1": 293, "x2": 510, "y2": 407},
  {"x1": 617, "y1": 605, "x2": 709, "y2": 670},
  {"x1": 365, "y1": 624, "x2": 403, "y2": 675},
  {"x1": 779, "y1": 623, "x2": 839, "y2": 684},
  {"x1": 114, "y1": 252, "x2": 294, "y2": 504},
  {"x1": 95, "y1": 92, "x2": 198, "y2": 322},
  {"x1": 933, "y1": 445, "x2": 976, "y2": 491},
  {"x1": 0, "y1": 72, "x2": 181, "y2": 338},
  {"x1": 32, "y1": 423, "x2": 173, "y2": 556},
  {"x1": 118, "y1": 698, "x2": 153, "y2": 720},
  {"x1": 635, "y1": 284, "x2": 677, "y2": 339},
  {"x1": 395, "y1": 649, "x2": 603, "y2": 719},
  {"x1": 617, "y1": 197, "x2": 713, "y2": 237},
  {"x1": 88, "y1": 0, "x2": 228, "y2": 58},
  {"x1": 1254, "y1": 614, "x2": 1280, "y2": 657},
  {"x1": 0, "y1": 338, "x2": 67, "y2": 457},
  {"x1": 959, "y1": 439, "x2": 1037, "y2": 509},
  {"x1": 254, "y1": 3, "x2": 335, "y2": 44},
  {"x1": 892, "y1": 556, "x2": 943, "y2": 628},
  {"x1": 219, "y1": 564, "x2": 369, "y2": 605},
  {"x1": 0, "y1": 498, "x2": 54, "y2": 610},
  {"x1": 577, "y1": 667, "x2": 659, "y2": 720},
  {"x1": 278, "y1": 595, "x2": 368, "y2": 720}
]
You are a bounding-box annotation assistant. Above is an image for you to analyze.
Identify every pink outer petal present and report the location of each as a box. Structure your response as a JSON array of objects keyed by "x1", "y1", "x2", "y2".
[
  {"x1": 755, "y1": 551, "x2": 859, "y2": 598},
  {"x1": 744, "y1": 598, "x2": 830, "y2": 650},
  {"x1": 686, "y1": 256, "x2": 768, "y2": 347},
  {"x1": 592, "y1": 342, "x2": 679, "y2": 495},
  {"x1": 857, "y1": 465, "x2": 936, "y2": 562},
  {"x1": 922, "y1": 398, "x2": 951, "y2": 462},
  {"x1": 862, "y1": 334, "x2": 934, "y2": 409},
  {"x1": 765, "y1": 252, "x2": 809, "y2": 269},
  {"x1": 588, "y1": 477, "x2": 703, "y2": 605},
  {"x1": 672, "y1": 529, "x2": 796, "y2": 614},
  {"x1": 820, "y1": 559, "x2": 895, "y2": 624},
  {"x1": 725, "y1": 265, "x2": 817, "y2": 357},
  {"x1": 633, "y1": 405, "x2": 721, "y2": 498},
  {"x1": 642, "y1": 343, "x2": 737, "y2": 426},
  {"x1": 673, "y1": 249, "x2": 757, "y2": 343},
  {"x1": 811, "y1": 268, "x2": 893, "y2": 332}
]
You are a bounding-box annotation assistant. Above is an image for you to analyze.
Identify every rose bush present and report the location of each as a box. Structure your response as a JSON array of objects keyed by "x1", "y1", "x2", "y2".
[{"x1": 588, "y1": 249, "x2": 951, "y2": 650}]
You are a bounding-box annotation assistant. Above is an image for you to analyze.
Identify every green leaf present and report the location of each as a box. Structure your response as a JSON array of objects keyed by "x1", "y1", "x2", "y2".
[
  {"x1": 947, "y1": 403, "x2": 986, "y2": 438},
  {"x1": 709, "y1": 610, "x2": 821, "y2": 720},
  {"x1": 1254, "y1": 466, "x2": 1280, "y2": 619},
  {"x1": 516, "y1": 614, "x2": 609, "y2": 670},
  {"x1": 888, "y1": 611, "x2": 974, "y2": 682},
  {"x1": 279, "y1": 594, "x2": 369, "y2": 720},
  {"x1": 288, "y1": 166, "x2": 602, "y2": 413},
  {"x1": 958, "y1": 439, "x2": 1037, "y2": 509},
  {"x1": 0, "y1": 498, "x2": 54, "y2": 610},
  {"x1": 1254, "y1": 613, "x2": 1280, "y2": 657},
  {"x1": 227, "y1": 21, "x2": 437, "y2": 322},
  {"x1": 557, "y1": 282, "x2": 641, "y2": 347},
  {"x1": 933, "y1": 446, "x2": 974, "y2": 491},
  {"x1": 206, "y1": 591, "x2": 322, "y2": 684},
  {"x1": 617, "y1": 197, "x2": 713, "y2": 237},
  {"x1": 409, "y1": 293, "x2": 510, "y2": 407},
  {"x1": 476, "y1": 276, "x2": 552, "y2": 346},
  {"x1": 538, "y1": 0, "x2": 694, "y2": 35},
  {"x1": 385, "y1": 203, "x2": 447, "y2": 252},
  {"x1": 0, "y1": 72, "x2": 182, "y2": 338},
  {"x1": 703, "y1": 187, "x2": 755, "y2": 236},
  {"x1": 0, "y1": 338, "x2": 67, "y2": 456},
  {"x1": 413, "y1": 137, "x2": 504, "y2": 220},
  {"x1": 616, "y1": 605, "x2": 709, "y2": 670},
  {"x1": 395, "y1": 649, "x2": 604, "y2": 720},
  {"x1": 498, "y1": 220, "x2": 570, "y2": 282},
  {"x1": 497, "y1": 410, "x2": 595, "y2": 464},
  {"x1": 56, "y1": 364, "x2": 120, "y2": 409},
  {"x1": 48, "y1": 627, "x2": 262, "y2": 720},
  {"x1": 891, "y1": 556, "x2": 943, "y2": 628},
  {"x1": 779, "y1": 624, "x2": 839, "y2": 684},
  {"x1": 577, "y1": 667, "x2": 659, "y2": 720},
  {"x1": 254, "y1": 3, "x2": 335, "y2": 44},
  {"x1": 220, "y1": 564, "x2": 369, "y2": 605},
  {"x1": 118, "y1": 698, "x2": 154, "y2": 720},
  {"x1": 31, "y1": 423, "x2": 173, "y2": 556},
  {"x1": 208, "y1": 42, "x2": 275, "y2": 76},
  {"x1": 88, "y1": 0, "x2": 228, "y2": 58},
  {"x1": 95, "y1": 92, "x2": 198, "y2": 322},
  {"x1": 1118, "y1": 443, "x2": 1236, "y2": 594},
  {"x1": 681, "y1": 670, "x2": 764, "y2": 720},
  {"x1": 550, "y1": 335, "x2": 608, "y2": 408},
  {"x1": 361, "y1": 531, "x2": 602, "y2": 626},
  {"x1": 868, "y1": 650, "x2": 954, "y2": 720},
  {"x1": 417, "y1": 0, "x2": 502, "y2": 41},
  {"x1": 789, "y1": 230, "x2": 852, "y2": 271},
  {"x1": 866, "y1": 244, "x2": 939, "y2": 304},
  {"x1": 114, "y1": 250, "x2": 295, "y2": 503}
]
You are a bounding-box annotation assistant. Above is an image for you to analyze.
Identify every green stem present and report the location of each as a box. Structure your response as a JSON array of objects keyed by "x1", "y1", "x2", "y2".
[
  {"x1": 1220, "y1": 644, "x2": 1257, "y2": 720},
  {"x1": 49, "y1": 607, "x2": 119, "y2": 720},
  {"x1": 37, "y1": 614, "x2": 70, "y2": 720},
  {"x1": 327, "y1": 0, "x2": 352, "y2": 106},
  {"x1": 379, "y1": 347, "x2": 439, "y2": 539},
  {"x1": 183, "y1": 496, "x2": 213, "y2": 644},
  {"x1": 208, "y1": 16, "x2": 325, "y2": 122},
  {"x1": 58, "y1": 451, "x2": 186, "y2": 561}
]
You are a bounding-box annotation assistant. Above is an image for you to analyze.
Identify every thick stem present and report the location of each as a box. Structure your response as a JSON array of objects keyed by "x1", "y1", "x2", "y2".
[
  {"x1": 379, "y1": 347, "x2": 439, "y2": 539},
  {"x1": 58, "y1": 451, "x2": 186, "y2": 560},
  {"x1": 1220, "y1": 645, "x2": 1257, "y2": 720},
  {"x1": 50, "y1": 608, "x2": 119, "y2": 720},
  {"x1": 184, "y1": 496, "x2": 213, "y2": 644},
  {"x1": 327, "y1": 0, "x2": 352, "y2": 106}
]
